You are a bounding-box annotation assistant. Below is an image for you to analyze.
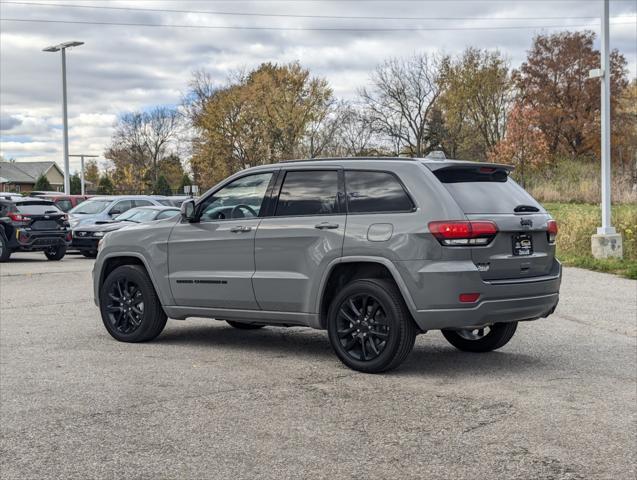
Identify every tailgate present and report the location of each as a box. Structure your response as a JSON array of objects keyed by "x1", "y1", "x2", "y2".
[{"x1": 430, "y1": 164, "x2": 557, "y2": 281}]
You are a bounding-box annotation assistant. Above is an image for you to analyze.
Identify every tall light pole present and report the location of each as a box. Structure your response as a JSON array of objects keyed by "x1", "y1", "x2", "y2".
[
  {"x1": 69, "y1": 154, "x2": 98, "y2": 195},
  {"x1": 43, "y1": 41, "x2": 84, "y2": 195},
  {"x1": 589, "y1": 0, "x2": 622, "y2": 259}
]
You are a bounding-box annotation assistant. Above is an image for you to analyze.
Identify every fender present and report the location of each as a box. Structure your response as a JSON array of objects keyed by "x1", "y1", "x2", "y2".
[
  {"x1": 312, "y1": 255, "x2": 419, "y2": 329},
  {"x1": 96, "y1": 251, "x2": 174, "y2": 308}
]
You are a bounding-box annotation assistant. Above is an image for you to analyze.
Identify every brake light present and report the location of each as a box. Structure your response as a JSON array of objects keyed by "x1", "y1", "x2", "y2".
[
  {"x1": 547, "y1": 220, "x2": 558, "y2": 243},
  {"x1": 428, "y1": 221, "x2": 498, "y2": 246},
  {"x1": 8, "y1": 212, "x2": 26, "y2": 222}
]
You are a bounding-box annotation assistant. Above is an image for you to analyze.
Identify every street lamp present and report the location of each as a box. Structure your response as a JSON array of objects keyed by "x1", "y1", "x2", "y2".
[{"x1": 43, "y1": 41, "x2": 84, "y2": 195}]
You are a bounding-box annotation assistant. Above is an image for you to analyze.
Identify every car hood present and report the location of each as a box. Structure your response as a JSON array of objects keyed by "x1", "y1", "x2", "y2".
[{"x1": 74, "y1": 222, "x2": 130, "y2": 233}]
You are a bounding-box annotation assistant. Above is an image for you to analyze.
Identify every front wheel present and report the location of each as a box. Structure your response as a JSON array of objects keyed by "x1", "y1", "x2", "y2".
[
  {"x1": 441, "y1": 322, "x2": 518, "y2": 353},
  {"x1": 44, "y1": 245, "x2": 67, "y2": 261},
  {"x1": 99, "y1": 264, "x2": 167, "y2": 342},
  {"x1": 327, "y1": 278, "x2": 417, "y2": 373}
]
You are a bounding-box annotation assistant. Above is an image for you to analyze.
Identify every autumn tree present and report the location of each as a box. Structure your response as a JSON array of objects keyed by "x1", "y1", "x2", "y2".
[
  {"x1": 438, "y1": 48, "x2": 513, "y2": 160},
  {"x1": 158, "y1": 154, "x2": 184, "y2": 189},
  {"x1": 514, "y1": 30, "x2": 628, "y2": 159},
  {"x1": 84, "y1": 159, "x2": 99, "y2": 186},
  {"x1": 187, "y1": 62, "x2": 334, "y2": 188},
  {"x1": 360, "y1": 53, "x2": 442, "y2": 157},
  {"x1": 489, "y1": 103, "x2": 550, "y2": 187}
]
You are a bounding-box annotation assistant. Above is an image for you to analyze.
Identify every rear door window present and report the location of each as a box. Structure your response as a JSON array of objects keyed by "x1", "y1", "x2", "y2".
[
  {"x1": 345, "y1": 170, "x2": 414, "y2": 214},
  {"x1": 432, "y1": 167, "x2": 542, "y2": 214},
  {"x1": 275, "y1": 170, "x2": 339, "y2": 217}
]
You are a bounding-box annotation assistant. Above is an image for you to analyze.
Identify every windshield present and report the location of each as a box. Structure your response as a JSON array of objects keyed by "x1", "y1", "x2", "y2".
[
  {"x1": 115, "y1": 208, "x2": 158, "y2": 223},
  {"x1": 70, "y1": 199, "x2": 111, "y2": 214}
]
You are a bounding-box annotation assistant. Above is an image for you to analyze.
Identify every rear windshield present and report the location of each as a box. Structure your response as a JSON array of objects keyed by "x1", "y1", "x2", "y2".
[
  {"x1": 15, "y1": 201, "x2": 62, "y2": 215},
  {"x1": 433, "y1": 167, "x2": 542, "y2": 214},
  {"x1": 70, "y1": 199, "x2": 111, "y2": 214}
]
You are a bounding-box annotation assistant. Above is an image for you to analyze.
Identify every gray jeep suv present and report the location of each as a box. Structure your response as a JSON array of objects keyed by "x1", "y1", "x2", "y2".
[{"x1": 93, "y1": 158, "x2": 561, "y2": 373}]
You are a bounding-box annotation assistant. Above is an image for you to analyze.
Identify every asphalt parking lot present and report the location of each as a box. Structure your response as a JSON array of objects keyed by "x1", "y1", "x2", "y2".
[{"x1": 1, "y1": 253, "x2": 635, "y2": 479}]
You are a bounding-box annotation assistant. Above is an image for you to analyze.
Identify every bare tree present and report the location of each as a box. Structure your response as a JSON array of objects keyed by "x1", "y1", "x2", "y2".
[
  {"x1": 360, "y1": 53, "x2": 442, "y2": 157},
  {"x1": 110, "y1": 106, "x2": 181, "y2": 184},
  {"x1": 337, "y1": 105, "x2": 378, "y2": 156}
]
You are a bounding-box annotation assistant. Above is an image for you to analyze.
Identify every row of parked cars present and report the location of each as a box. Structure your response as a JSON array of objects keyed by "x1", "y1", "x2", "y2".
[{"x1": 0, "y1": 192, "x2": 191, "y2": 262}]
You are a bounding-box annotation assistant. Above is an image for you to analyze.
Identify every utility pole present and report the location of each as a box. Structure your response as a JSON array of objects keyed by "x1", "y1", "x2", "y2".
[
  {"x1": 589, "y1": 0, "x2": 623, "y2": 259},
  {"x1": 69, "y1": 154, "x2": 98, "y2": 195},
  {"x1": 43, "y1": 41, "x2": 84, "y2": 195}
]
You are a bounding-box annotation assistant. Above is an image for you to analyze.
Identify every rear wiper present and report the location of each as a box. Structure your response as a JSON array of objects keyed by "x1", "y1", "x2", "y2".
[{"x1": 514, "y1": 204, "x2": 540, "y2": 213}]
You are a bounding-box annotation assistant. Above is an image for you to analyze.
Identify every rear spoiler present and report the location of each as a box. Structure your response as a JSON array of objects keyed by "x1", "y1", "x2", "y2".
[{"x1": 422, "y1": 160, "x2": 514, "y2": 173}]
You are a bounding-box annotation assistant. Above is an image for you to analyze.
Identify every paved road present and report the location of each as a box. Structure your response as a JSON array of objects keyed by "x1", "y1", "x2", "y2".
[{"x1": 1, "y1": 254, "x2": 635, "y2": 479}]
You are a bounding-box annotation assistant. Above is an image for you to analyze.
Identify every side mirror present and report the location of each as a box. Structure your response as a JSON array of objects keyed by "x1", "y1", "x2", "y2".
[
  {"x1": 109, "y1": 209, "x2": 121, "y2": 216},
  {"x1": 181, "y1": 199, "x2": 197, "y2": 222}
]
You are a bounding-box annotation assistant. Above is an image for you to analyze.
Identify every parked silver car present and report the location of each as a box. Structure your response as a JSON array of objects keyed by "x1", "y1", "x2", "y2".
[{"x1": 93, "y1": 158, "x2": 561, "y2": 373}]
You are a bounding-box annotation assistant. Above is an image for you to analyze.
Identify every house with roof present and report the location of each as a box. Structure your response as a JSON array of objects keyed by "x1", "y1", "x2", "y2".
[{"x1": 0, "y1": 161, "x2": 65, "y2": 193}]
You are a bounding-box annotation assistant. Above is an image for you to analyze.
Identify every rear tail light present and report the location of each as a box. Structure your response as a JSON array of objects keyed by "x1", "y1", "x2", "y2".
[
  {"x1": 547, "y1": 220, "x2": 558, "y2": 243},
  {"x1": 428, "y1": 221, "x2": 498, "y2": 246},
  {"x1": 8, "y1": 212, "x2": 26, "y2": 222}
]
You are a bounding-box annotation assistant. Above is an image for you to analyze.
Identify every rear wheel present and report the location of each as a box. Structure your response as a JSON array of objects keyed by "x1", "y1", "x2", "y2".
[
  {"x1": 81, "y1": 250, "x2": 98, "y2": 258},
  {"x1": 0, "y1": 232, "x2": 11, "y2": 262},
  {"x1": 327, "y1": 278, "x2": 417, "y2": 373},
  {"x1": 226, "y1": 320, "x2": 265, "y2": 330},
  {"x1": 44, "y1": 245, "x2": 67, "y2": 261},
  {"x1": 442, "y1": 322, "x2": 518, "y2": 352},
  {"x1": 99, "y1": 265, "x2": 167, "y2": 342}
]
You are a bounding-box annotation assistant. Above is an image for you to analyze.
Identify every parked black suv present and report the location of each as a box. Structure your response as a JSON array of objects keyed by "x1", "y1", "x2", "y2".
[{"x1": 0, "y1": 198, "x2": 71, "y2": 262}]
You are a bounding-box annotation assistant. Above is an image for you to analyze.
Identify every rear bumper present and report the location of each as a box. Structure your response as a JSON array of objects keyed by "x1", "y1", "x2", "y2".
[
  {"x1": 395, "y1": 258, "x2": 562, "y2": 331},
  {"x1": 9, "y1": 229, "x2": 71, "y2": 251}
]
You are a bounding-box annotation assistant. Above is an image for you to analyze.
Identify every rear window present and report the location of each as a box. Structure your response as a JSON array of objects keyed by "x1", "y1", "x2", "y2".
[
  {"x1": 15, "y1": 201, "x2": 62, "y2": 215},
  {"x1": 433, "y1": 167, "x2": 542, "y2": 214},
  {"x1": 345, "y1": 170, "x2": 414, "y2": 213}
]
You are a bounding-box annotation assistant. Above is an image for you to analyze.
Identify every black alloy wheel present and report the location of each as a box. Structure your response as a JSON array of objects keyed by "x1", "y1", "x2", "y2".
[
  {"x1": 99, "y1": 265, "x2": 167, "y2": 342},
  {"x1": 335, "y1": 293, "x2": 390, "y2": 362},
  {"x1": 327, "y1": 278, "x2": 417, "y2": 373},
  {"x1": 105, "y1": 277, "x2": 145, "y2": 335}
]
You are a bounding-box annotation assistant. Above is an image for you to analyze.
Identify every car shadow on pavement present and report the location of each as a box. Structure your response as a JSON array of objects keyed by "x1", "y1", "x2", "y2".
[
  {"x1": 156, "y1": 322, "x2": 335, "y2": 359},
  {"x1": 155, "y1": 322, "x2": 547, "y2": 376}
]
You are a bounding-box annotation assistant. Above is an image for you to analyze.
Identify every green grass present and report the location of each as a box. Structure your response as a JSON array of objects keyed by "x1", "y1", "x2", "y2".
[{"x1": 544, "y1": 202, "x2": 637, "y2": 279}]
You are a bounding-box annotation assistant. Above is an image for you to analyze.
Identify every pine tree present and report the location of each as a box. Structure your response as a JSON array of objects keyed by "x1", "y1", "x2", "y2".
[
  {"x1": 34, "y1": 174, "x2": 52, "y2": 191},
  {"x1": 70, "y1": 173, "x2": 82, "y2": 195},
  {"x1": 96, "y1": 175, "x2": 115, "y2": 195},
  {"x1": 153, "y1": 175, "x2": 172, "y2": 196}
]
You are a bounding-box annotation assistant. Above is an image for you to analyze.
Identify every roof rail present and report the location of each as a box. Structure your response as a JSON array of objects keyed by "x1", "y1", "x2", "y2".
[{"x1": 279, "y1": 156, "x2": 419, "y2": 163}]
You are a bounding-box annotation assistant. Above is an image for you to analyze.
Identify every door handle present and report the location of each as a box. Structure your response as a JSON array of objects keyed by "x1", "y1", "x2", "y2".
[
  {"x1": 230, "y1": 226, "x2": 252, "y2": 233},
  {"x1": 314, "y1": 222, "x2": 339, "y2": 230}
]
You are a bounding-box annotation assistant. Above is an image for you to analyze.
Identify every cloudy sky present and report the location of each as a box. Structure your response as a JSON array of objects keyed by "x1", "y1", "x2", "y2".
[{"x1": 1, "y1": 0, "x2": 635, "y2": 173}]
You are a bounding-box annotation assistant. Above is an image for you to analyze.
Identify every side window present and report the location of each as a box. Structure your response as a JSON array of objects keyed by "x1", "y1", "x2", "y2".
[
  {"x1": 55, "y1": 199, "x2": 73, "y2": 212},
  {"x1": 134, "y1": 199, "x2": 153, "y2": 208},
  {"x1": 275, "y1": 170, "x2": 339, "y2": 217},
  {"x1": 345, "y1": 171, "x2": 414, "y2": 214},
  {"x1": 199, "y1": 172, "x2": 273, "y2": 222},
  {"x1": 157, "y1": 210, "x2": 179, "y2": 220},
  {"x1": 111, "y1": 200, "x2": 133, "y2": 214}
]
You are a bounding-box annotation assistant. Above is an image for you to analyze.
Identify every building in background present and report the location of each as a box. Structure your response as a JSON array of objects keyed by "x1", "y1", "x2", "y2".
[{"x1": 0, "y1": 161, "x2": 65, "y2": 192}]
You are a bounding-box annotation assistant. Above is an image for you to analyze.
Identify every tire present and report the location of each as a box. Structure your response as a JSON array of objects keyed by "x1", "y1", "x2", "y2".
[
  {"x1": 81, "y1": 250, "x2": 98, "y2": 258},
  {"x1": 226, "y1": 320, "x2": 265, "y2": 330},
  {"x1": 99, "y1": 264, "x2": 167, "y2": 342},
  {"x1": 0, "y1": 231, "x2": 11, "y2": 262},
  {"x1": 441, "y1": 322, "x2": 518, "y2": 353},
  {"x1": 44, "y1": 245, "x2": 67, "y2": 261},
  {"x1": 327, "y1": 278, "x2": 417, "y2": 373}
]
